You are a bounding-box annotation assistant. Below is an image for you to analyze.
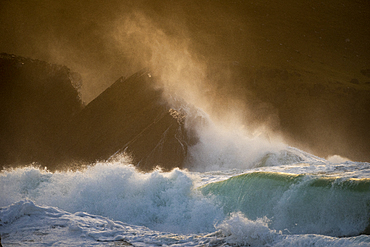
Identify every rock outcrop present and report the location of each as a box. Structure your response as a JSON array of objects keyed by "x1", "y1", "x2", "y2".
[
  {"x1": 0, "y1": 54, "x2": 190, "y2": 171},
  {"x1": 62, "y1": 69, "x2": 190, "y2": 171},
  {"x1": 0, "y1": 53, "x2": 83, "y2": 168}
]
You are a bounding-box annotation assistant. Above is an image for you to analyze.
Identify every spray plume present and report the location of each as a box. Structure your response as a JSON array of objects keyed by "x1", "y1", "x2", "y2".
[{"x1": 112, "y1": 11, "x2": 286, "y2": 171}]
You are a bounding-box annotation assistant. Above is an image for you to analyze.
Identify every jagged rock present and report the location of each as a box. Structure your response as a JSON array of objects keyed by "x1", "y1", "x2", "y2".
[
  {"x1": 0, "y1": 54, "x2": 192, "y2": 171},
  {"x1": 63, "y1": 69, "x2": 190, "y2": 171}
]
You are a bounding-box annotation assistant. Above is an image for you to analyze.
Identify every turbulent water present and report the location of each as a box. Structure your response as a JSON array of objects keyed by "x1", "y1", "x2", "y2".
[{"x1": 1, "y1": 145, "x2": 370, "y2": 246}]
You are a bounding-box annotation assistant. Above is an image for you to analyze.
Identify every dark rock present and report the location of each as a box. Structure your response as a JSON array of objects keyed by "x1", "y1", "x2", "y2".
[
  {"x1": 61, "y1": 69, "x2": 191, "y2": 171},
  {"x1": 0, "y1": 54, "x2": 192, "y2": 171},
  {"x1": 222, "y1": 65, "x2": 370, "y2": 162},
  {"x1": 0, "y1": 53, "x2": 83, "y2": 168}
]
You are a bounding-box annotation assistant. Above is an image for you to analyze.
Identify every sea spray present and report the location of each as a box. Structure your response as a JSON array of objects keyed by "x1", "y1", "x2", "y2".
[
  {"x1": 216, "y1": 212, "x2": 280, "y2": 246},
  {"x1": 0, "y1": 160, "x2": 223, "y2": 234},
  {"x1": 2, "y1": 156, "x2": 370, "y2": 246},
  {"x1": 176, "y1": 104, "x2": 287, "y2": 172}
]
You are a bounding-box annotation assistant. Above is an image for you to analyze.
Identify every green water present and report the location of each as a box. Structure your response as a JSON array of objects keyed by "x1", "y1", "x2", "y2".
[{"x1": 200, "y1": 172, "x2": 370, "y2": 236}]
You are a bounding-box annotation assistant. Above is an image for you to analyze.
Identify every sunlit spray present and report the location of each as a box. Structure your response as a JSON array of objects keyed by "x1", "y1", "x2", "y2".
[{"x1": 112, "y1": 11, "x2": 286, "y2": 171}]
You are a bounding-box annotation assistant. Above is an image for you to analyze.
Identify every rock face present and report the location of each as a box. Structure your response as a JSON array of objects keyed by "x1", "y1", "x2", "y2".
[
  {"x1": 0, "y1": 54, "x2": 190, "y2": 171},
  {"x1": 63, "y1": 69, "x2": 189, "y2": 171},
  {"x1": 0, "y1": 53, "x2": 83, "y2": 167}
]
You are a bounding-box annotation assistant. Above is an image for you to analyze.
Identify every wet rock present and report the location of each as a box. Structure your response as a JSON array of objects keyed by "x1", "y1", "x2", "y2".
[
  {"x1": 0, "y1": 54, "x2": 193, "y2": 171},
  {"x1": 61, "y1": 69, "x2": 191, "y2": 171}
]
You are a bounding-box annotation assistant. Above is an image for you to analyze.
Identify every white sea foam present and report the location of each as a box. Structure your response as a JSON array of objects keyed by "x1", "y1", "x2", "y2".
[
  {"x1": 1, "y1": 151, "x2": 370, "y2": 246},
  {"x1": 0, "y1": 160, "x2": 223, "y2": 234},
  {"x1": 182, "y1": 107, "x2": 288, "y2": 172},
  {"x1": 216, "y1": 212, "x2": 279, "y2": 246},
  {"x1": 2, "y1": 200, "x2": 370, "y2": 246},
  {"x1": 327, "y1": 154, "x2": 351, "y2": 163}
]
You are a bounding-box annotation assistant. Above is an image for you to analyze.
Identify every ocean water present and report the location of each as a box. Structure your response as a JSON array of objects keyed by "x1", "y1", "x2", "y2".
[
  {"x1": 0, "y1": 105, "x2": 369, "y2": 246},
  {"x1": 1, "y1": 144, "x2": 370, "y2": 246}
]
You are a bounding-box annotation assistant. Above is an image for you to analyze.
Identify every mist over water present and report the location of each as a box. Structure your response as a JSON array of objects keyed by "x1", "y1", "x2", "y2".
[
  {"x1": 180, "y1": 108, "x2": 285, "y2": 172},
  {"x1": 0, "y1": 0, "x2": 369, "y2": 163},
  {"x1": 112, "y1": 10, "x2": 288, "y2": 170},
  {"x1": 1, "y1": 2, "x2": 370, "y2": 245}
]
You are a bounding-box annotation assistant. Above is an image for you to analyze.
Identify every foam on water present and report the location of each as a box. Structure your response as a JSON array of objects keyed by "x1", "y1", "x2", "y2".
[
  {"x1": 1, "y1": 149, "x2": 370, "y2": 246},
  {"x1": 216, "y1": 212, "x2": 279, "y2": 246},
  {"x1": 0, "y1": 159, "x2": 223, "y2": 234},
  {"x1": 2, "y1": 200, "x2": 370, "y2": 246}
]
